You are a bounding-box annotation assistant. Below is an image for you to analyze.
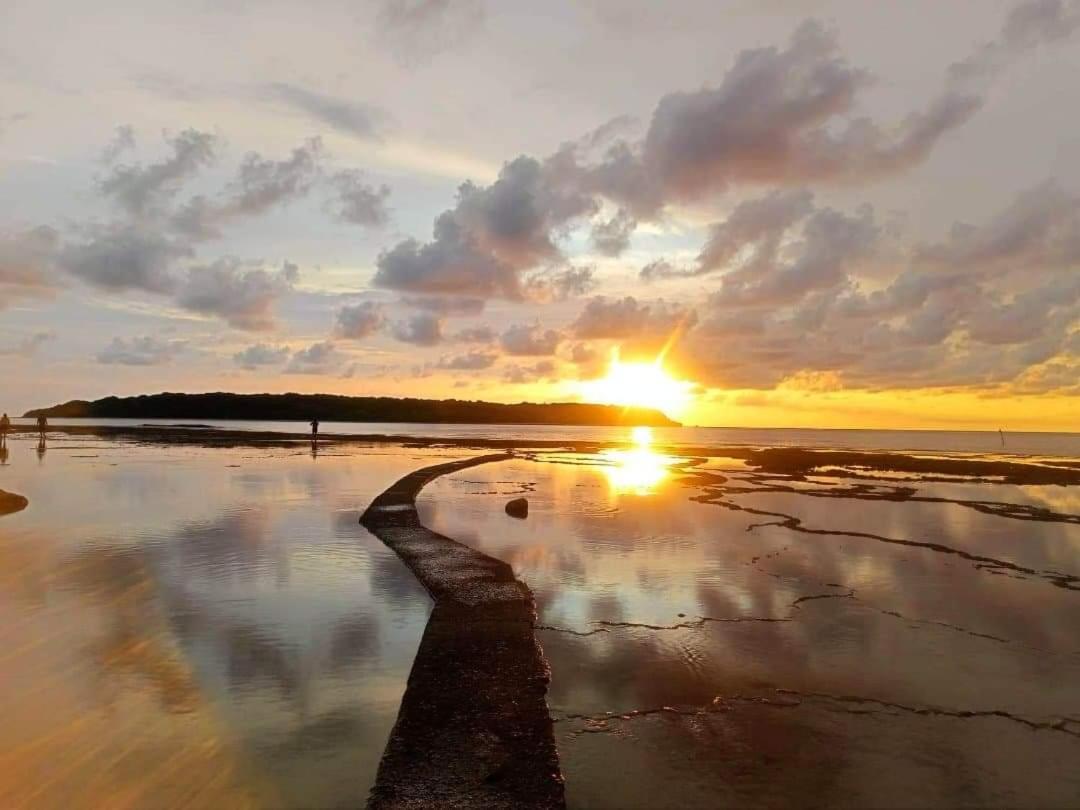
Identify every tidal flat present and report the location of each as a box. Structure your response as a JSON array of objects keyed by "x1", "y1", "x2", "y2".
[{"x1": 0, "y1": 426, "x2": 1078, "y2": 808}]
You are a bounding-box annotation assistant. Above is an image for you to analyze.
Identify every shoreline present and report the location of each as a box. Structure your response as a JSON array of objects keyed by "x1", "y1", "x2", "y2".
[{"x1": 11, "y1": 423, "x2": 1080, "y2": 486}]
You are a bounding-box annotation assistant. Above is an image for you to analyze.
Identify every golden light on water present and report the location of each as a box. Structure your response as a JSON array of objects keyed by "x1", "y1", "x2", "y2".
[
  {"x1": 579, "y1": 348, "x2": 695, "y2": 419},
  {"x1": 602, "y1": 426, "x2": 674, "y2": 496}
]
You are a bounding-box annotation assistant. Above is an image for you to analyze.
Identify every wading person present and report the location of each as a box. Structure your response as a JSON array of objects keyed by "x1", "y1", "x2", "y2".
[
  {"x1": 310, "y1": 417, "x2": 319, "y2": 441},
  {"x1": 36, "y1": 414, "x2": 47, "y2": 441},
  {"x1": 0, "y1": 413, "x2": 10, "y2": 448}
]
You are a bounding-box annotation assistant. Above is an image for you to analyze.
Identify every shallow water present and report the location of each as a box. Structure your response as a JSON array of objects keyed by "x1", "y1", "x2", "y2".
[
  {"x1": 2, "y1": 432, "x2": 1079, "y2": 808},
  {"x1": 419, "y1": 451, "x2": 1080, "y2": 808},
  {"x1": 0, "y1": 434, "x2": 472, "y2": 808},
  {"x1": 24, "y1": 417, "x2": 1080, "y2": 457}
]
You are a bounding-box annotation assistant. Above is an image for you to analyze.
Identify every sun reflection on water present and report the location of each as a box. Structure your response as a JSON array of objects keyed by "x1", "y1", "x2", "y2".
[{"x1": 601, "y1": 427, "x2": 674, "y2": 496}]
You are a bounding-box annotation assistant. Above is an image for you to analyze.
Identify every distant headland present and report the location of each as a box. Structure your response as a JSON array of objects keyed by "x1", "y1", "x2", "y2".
[{"x1": 25, "y1": 392, "x2": 679, "y2": 427}]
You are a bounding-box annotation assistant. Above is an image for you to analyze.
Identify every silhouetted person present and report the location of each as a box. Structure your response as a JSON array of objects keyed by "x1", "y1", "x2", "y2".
[
  {"x1": 0, "y1": 413, "x2": 9, "y2": 448},
  {"x1": 310, "y1": 418, "x2": 319, "y2": 440},
  {"x1": 37, "y1": 414, "x2": 48, "y2": 440}
]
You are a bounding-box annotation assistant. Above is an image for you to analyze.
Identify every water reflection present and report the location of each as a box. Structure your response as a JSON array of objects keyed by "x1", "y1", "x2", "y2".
[
  {"x1": 600, "y1": 427, "x2": 675, "y2": 496},
  {"x1": 0, "y1": 440, "x2": 464, "y2": 808},
  {"x1": 419, "y1": 451, "x2": 1080, "y2": 808}
]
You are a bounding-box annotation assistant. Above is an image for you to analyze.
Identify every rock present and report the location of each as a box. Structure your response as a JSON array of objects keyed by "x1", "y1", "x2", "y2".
[{"x1": 505, "y1": 497, "x2": 529, "y2": 519}]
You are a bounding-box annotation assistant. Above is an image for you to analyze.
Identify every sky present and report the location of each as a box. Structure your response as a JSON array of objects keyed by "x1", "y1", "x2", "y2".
[{"x1": 1, "y1": 0, "x2": 1078, "y2": 430}]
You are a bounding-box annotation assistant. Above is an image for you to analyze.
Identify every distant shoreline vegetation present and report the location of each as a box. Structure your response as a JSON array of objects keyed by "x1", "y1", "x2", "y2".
[{"x1": 24, "y1": 392, "x2": 680, "y2": 427}]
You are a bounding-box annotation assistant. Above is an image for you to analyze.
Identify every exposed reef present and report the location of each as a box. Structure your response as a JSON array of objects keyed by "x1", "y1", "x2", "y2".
[
  {"x1": 0, "y1": 489, "x2": 28, "y2": 517},
  {"x1": 359, "y1": 454, "x2": 564, "y2": 810}
]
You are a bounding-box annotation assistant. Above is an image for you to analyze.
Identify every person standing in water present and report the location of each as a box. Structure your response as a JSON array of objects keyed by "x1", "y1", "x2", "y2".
[
  {"x1": 36, "y1": 414, "x2": 47, "y2": 440},
  {"x1": 0, "y1": 413, "x2": 10, "y2": 448},
  {"x1": 310, "y1": 418, "x2": 319, "y2": 440}
]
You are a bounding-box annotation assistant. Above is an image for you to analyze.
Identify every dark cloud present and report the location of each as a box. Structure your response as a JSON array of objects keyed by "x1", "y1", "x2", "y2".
[
  {"x1": 264, "y1": 83, "x2": 381, "y2": 138},
  {"x1": 572, "y1": 295, "x2": 698, "y2": 341},
  {"x1": 436, "y1": 349, "x2": 498, "y2": 370},
  {"x1": 950, "y1": 0, "x2": 1080, "y2": 82},
  {"x1": 285, "y1": 340, "x2": 340, "y2": 374},
  {"x1": 451, "y1": 325, "x2": 495, "y2": 343},
  {"x1": 499, "y1": 322, "x2": 562, "y2": 356},
  {"x1": 335, "y1": 301, "x2": 385, "y2": 339},
  {"x1": 391, "y1": 311, "x2": 443, "y2": 345},
  {"x1": 373, "y1": 156, "x2": 596, "y2": 299},
  {"x1": 590, "y1": 209, "x2": 636, "y2": 256},
  {"x1": 503, "y1": 359, "x2": 557, "y2": 384},
  {"x1": 59, "y1": 224, "x2": 189, "y2": 293},
  {"x1": 707, "y1": 202, "x2": 878, "y2": 308},
  {"x1": 373, "y1": 9, "x2": 1029, "y2": 303},
  {"x1": 326, "y1": 169, "x2": 391, "y2": 227},
  {"x1": 172, "y1": 139, "x2": 324, "y2": 240},
  {"x1": 97, "y1": 335, "x2": 185, "y2": 366},
  {"x1": 175, "y1": 259, "x2": 298, "y2": 330},
  {"x1": 100, "y1": 125, "x2": 136, "y2": 165},
  {"x1": 524, "y1": 265, "x2": 597, "y2": 301},
  {"x1": 98, "y1": 129, "x2": 218, "y2": 219},
  {"x1": 916, "y1": 181, "x2": 1079, "y2": 276},
  {"x1": 674, "y1": 182, "x2": 1080, "y2": 392},
  {"x1": 375, "y1": 0, "x2": 485, "y2": 65},
  {"x1": 233, "y1": 343, "x2": 291, "y2": 369}
]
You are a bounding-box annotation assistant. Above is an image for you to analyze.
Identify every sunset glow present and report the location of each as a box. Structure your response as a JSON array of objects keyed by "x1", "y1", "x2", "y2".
[
  {"x1": 579, "y1": 350, "x2": 695, "y2": 419},
  {"x1": 601, "y1": 426, "x2": 675, "y2": 495}
]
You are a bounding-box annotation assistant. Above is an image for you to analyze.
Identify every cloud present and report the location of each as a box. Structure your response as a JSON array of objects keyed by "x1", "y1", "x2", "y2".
[
  {"x1": 171, "y1": 139, "x2": 324, "y2": 240},
  {"x1": 400, "y1": 294, "x2": 484, "y2": 315},
  {"x1": 950, "y1": 0, "x2": 1080, "y2": 82},
  {"x1": 590, "y1": 209, "x2": 636, "y2": 256},
  {"x1": 326, "y1": 169, "x2": 391, "y2": 227},
  {"x1": 503, "y1": 359, "x2": 557, "y2": 384},
  {"x1": 524, "y1": 265, "x2": 597, "y2": 301},
  {"x1": 916, "y1": 181, "x2": 1079, "y2": 276},
  {"x1": 706, "y1": 201, "x2": 879, "y2": 308},
  {"x1": 391, "y1": 311, "x2": 443, "y2": 345},
  {"x1": 263, "y1": 83, "x2": 381, "y2": 138},
  {"x1": 375, "y1": 0, "x2": 486, "y2": 65},
  {"x1": 452, "y1": 325, "x2": 495, "y2": 343},
  {"x1": 373, "y1": 156, "x2": 596, "y2": 299},
  {"x1": 98, "y1": 129, "x2": 218, "y2": 219},
  {"x1": 285, "y1": 340, "x2": 340, "y2": 374},
  {"x1": 97, "y1": 335, "x2": 185, "y2": 365},
  {"x1": 59, "y1": 224, "x2": 188, "y2": 293},
  {"x1": 671, "y1": 181, "x2": 1080, "y2": 392},
  {"x1": 374, "y1": 8, "x2": 1036, "y2": 303},
  {"x1": 0, "y1": 331, "x2": 55, "y2": 356},
  {"x1": 233, "y1": 343, "x2": 291, "y2": 369},
  {"x1": 499, "y1": 322, "x2": 562, "y2": 356},
  {"x1": 572, "y1": 295, "x2": 698, "y2": 341},
  {"x1": 175, "y1": 259, "x2": 298, "y2": 330},
  {"x1": 335, "y1": 301, "x2": 385, "y2": 339},
  {"x1": 436, "y1": 349, "x2": 498, "y2": 370},
  {"x1": 100, "y1": 125, "x2": 136, "y2": 165},
  {"x1": 0, "y1": 226, "x2": 60, "y2": 304}
]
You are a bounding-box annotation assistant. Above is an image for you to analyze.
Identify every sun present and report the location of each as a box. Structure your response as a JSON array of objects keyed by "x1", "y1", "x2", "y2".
[{"x1": 579, "y1": 348, "x2": 695, "y2": 418}]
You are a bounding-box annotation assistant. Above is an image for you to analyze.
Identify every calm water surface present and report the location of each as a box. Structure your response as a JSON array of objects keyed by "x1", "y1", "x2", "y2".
[
  {"x1": 2, "y1": 429, "x2": 1079, "y2": 808},
  {"x1": 25, "y1": 418, "x2": 1080, "y2": 457},
  {"x1": 0, "y1": 433, "x2": 472, "y2": 808},
  {"x1": 419, "y1": 450, "x2": 1080, "y2": 808}
]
